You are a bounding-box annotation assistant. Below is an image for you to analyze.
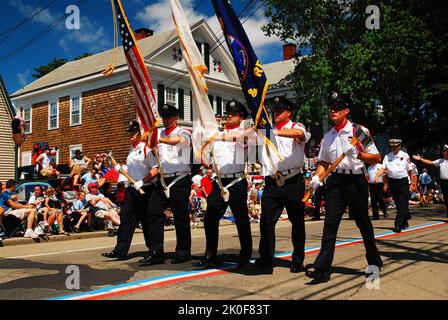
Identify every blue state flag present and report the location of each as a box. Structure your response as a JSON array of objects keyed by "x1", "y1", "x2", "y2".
[{"x1": 211, "y1": 0, "x2": 273, "y2": 137}]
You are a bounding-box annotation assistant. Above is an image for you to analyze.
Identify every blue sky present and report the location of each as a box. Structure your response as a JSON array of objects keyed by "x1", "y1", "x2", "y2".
[{"x1": 0, "y1": 0, "x2": 299, "y2": 95}]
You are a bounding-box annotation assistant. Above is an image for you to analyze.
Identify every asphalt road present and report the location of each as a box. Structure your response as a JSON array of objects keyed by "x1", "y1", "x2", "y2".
[{"x1": 0, "y1": 205, "x2": 447, "y2": 300}]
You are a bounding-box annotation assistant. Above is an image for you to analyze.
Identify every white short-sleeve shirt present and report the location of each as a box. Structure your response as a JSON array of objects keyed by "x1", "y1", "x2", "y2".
[
  {"x1": 157, "y1": 126, "x2": 192, "y2": 174},
  {"x1": 214, "y1": 126, "x2": 246, "y2": 175},
  {"x1": 126, "y1": 142, "x2": 157, "y2": 186},
  {"x1": 318, "y1": 120, "x2": 378, "y2": 171},
  {"x1": 433, "y1": 158, "x2": 448, "y2": 180},
  {"x1": 382, "y1": 150, "x2": 413, "y2": 179},
  {"x1": 367, "y1": 163, "x2": 385, "y2": 183},
  {"x1": 260, "y1": 120, "x2": 309, "y2": 176}
]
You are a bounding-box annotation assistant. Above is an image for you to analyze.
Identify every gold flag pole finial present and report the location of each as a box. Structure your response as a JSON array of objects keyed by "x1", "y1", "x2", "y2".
[{"x1": 103, "y1": 0, "x2": 119, "y2": 77}]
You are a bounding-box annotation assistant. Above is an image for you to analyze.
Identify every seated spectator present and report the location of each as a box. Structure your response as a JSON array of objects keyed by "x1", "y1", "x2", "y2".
[
  {"x1": 69, "y1": 150, "x2": 91, "y2": 173},
  {"x1": 86, "y1": 183, "x2": 120, "y2": 227},
  {"x1": 81, "y1": 169, "x2": 98, "y2": 192},
  {"x1": 0, "y1": 180, "x2": 40, "y2": 239},
  {"x1": 44, "y1": 187, "x2": 67, "y2": 235},
  {"x1": 28, "y1": 185, "x2": 49, "y2": 232},
  {"x1": 248, "y1": 190, "x2": 261, "y2": 223},
  {"x1": 72, "y1": 191, "x2": 92, "y2": 233},
  {"x1": 97, "y1": 171, "x2": 107, "y2": 189},
  {"x1": 93, "y1": 154, "x2": 105, "y2": 172},
  {"x1": 36, "y1": 147, "x2": 60, "y2": 178}
]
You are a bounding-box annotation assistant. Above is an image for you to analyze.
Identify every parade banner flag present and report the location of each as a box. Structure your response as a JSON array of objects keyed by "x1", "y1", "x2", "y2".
[
  {"x1": 170, "y1": 0, "x2": 219, "y2": 164},
  {"x1": 211, "y1": 0, "x2": 281, "y2": 172},
  {"x1": 112, "y1": 0, "x2": 160, "y2": 147}
]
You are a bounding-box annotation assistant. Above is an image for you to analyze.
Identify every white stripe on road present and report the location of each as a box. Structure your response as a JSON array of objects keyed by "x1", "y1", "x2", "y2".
[{"x1": 4, "y1": 220, "x2": 324, "y2": 259}]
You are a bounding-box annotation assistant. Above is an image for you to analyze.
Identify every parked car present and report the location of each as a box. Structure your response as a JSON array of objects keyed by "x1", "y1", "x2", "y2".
[{"x1": 14, "y1": 181, "x2": 51, "y2": 203}]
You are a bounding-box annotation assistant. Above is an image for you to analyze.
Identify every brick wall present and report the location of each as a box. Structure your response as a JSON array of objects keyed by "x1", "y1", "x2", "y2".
[{"x1": 20, "y1": 81, "x2": 138, "y2": 166}]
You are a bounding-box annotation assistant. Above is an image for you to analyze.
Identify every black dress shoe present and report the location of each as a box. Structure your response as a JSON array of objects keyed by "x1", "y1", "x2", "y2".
[
  {"x1": 383, "y1": 213, "x2": 388, "y2": 219},
  {"x1": 171, "y1": 255, "x2": 192, "y2": 264},
  {"x1": 393, "y1": 227, "x2": 402, "y2": 233},
  {"x1": 139, "y1": 251, "x2": 165, "y2": 266},
  {"x1": 311, "y1": 217, "x2": 320, "y2": 221},
  {"x1": 102, "y1": 251, "x2": 125, "y2": 259},
  {"x1": 194, "y1": 256, "x2": 219, "y2": 269},
  {"x1": 252, "y1": 259, "x2": 273, "y2": 274},
  {"x1": 290, "y1": 262, "x2": 305, "y2": 273},
  {"x1": 305, "y1": 269, "x2": 330, "y2": 284},
  {"x1": 372, "y1": 216, "x2": 380, "y2": 220}
]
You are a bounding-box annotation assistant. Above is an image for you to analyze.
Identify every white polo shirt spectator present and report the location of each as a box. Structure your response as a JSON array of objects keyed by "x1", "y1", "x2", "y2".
[
  {"x1": 383, "y1": 150, "x2": 413, "y2": 179},
  {"x1": 319, "y1": 120, "x2": 378, "y2": 173},
  {"x1": 157, "y1": 126, "x2": 191, "y2": 174},
  {"x1": 261, "y1": 120, "x2": 309, "y2": 176}
]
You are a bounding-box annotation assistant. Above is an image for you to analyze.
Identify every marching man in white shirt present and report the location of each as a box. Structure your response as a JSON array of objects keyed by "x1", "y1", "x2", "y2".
[
  {"x1": 252, "y1": 96, "x2": 310, "y2": 275},
  {"x1": 306, "y1": 92, "x2": 383, "y2": 284},
  {"x1": 367, "y1": 162, "x2": 388, "y2": 220},
  {"x1": 102, "y1": 121, "x2": 158, "y2": 260},
  {"x1": 195, "y1": 100, "x2": 252, "y2": 269},
  {"x1": 413, "y1": 144, "x2": 448, "y2": 216},
  {"x1": 141, "y1": 104, "x2": 193, "y2": 266},
  {"x1": 382, "y1": 139, "x2": 413, "y2": 232}
]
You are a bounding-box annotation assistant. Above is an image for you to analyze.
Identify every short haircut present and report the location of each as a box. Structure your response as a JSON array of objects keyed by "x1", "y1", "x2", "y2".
[{"x1": 6, "y1": 180, "x2": 16, "y2": 189}]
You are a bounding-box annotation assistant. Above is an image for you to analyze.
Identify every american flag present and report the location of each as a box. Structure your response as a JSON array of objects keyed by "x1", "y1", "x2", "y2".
[{"x1": 113, "y1": 0, "x2": 159, "y2": 146}]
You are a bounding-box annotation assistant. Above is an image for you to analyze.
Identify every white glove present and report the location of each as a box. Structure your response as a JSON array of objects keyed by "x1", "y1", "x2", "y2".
[
  {"x1": 114, "y1": 164, "x2": 121, "y2": 172},
  {"x1": 133, "y1": 180, "x2": 144, "y2": 190},
  {"x1": 310, "y1": 175, "x2": 323, "y2": 190},
  {"x1": 344, "y1": 146, "x2": 359, "y2": 159}
]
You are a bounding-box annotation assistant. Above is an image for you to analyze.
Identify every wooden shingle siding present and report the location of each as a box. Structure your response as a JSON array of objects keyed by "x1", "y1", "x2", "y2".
[
  {"x1": 18, "y1": 82, "x2": 137, "y2": 165},
  {"x1": 0, "y1": 84, "x2": 15, "y2": 183}
]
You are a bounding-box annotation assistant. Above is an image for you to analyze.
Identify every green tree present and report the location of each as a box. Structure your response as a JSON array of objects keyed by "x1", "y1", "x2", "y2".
[
  {"x1": 74, "y1": 52, "x2": 92, "y2": 60},
  {"x1": 32, "y1": 57, "x2": 68, "y2": 79},
  {"x1": 263, "y1": 0, "x2": 446, "y2": 147}
]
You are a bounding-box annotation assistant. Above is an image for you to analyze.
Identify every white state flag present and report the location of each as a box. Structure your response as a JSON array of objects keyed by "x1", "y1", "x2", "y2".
[{"x1": 170, "y1": 0, "x2": 219, "y2": 164}]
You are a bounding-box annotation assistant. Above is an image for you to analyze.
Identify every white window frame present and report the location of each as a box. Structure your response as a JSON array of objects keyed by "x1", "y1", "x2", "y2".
[
  {"x1": 21, "y1": 151, "x2": 32, "y2": 166},
  {"x1": 48, "y1": 100, "x2": 59, "y2": 130},
  {"x1": 21, "y1": 105, "x2": 32, "y2": 134},
  {"x1": 165, "y1": 87, "x2": 177, "y2": 108},
  {"x1": 70, "y1": 95, "x2": 82, "y2": 126},
  {"x1": 69, "y1": 144, "x2": 83, "y2": 160}
]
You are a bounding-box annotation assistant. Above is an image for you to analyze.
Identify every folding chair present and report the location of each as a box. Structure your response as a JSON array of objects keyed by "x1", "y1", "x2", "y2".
[
  {"x1": 62, "y1": 191, "x2": 78, "y2": 233},
  {"x1": 1, "y1": 214, "x2": 25, "y2": 238}
]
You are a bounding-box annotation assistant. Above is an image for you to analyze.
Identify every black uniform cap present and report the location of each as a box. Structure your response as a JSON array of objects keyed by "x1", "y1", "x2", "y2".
[
  {"x1": 127, "y1": 120, "x2": 140, "y2": 133},
  {"x1": 225, "y1": 100, "x2": 249, "y2": 118},
  {"x1": 442, "y1": 144, "x2": 448, "y2": 151},
  {"x1": 265, "y1": 96, "x2": 296, "y2": 111},
  {"x1": 159, "y1": 104, "x2": 179, "y2": 118},
  {"x1": 328, "y1": 92, "x2": 349, "y2": 111}
]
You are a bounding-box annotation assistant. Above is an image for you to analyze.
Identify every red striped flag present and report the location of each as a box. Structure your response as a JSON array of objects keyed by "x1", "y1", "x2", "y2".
[{"x1": 113, "y1": 0, "x2": 160, "y2": 147}]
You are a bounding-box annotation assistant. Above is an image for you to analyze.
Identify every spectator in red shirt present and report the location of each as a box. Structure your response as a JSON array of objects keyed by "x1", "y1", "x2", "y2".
[{"x1": 201, "y1": 169, "x2": 214, "y2": 198}]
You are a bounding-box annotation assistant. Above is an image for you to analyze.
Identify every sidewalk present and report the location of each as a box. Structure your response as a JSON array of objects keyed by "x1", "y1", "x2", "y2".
[{"x1": 0, "y1": 219, "x2": 237, "y2": 248}]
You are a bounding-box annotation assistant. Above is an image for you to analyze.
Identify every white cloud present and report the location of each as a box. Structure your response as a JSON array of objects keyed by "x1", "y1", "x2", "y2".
[
  {"x1": 135, "y1": 0, "x2": 281, "y2": 60},
  {"x1": 11, "y1": 0, "x2": 57, "y2": 24},
  {"x1": 17, "y1": 70, "x2": 31, "y2": 87}
]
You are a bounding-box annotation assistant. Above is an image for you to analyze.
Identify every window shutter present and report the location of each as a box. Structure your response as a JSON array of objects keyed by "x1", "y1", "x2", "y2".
[
  {"x1": 216, "y1": 96, "x2": 222, "y2": 116},
  {"x1": 208, "y1": 95, "x2": 214, "y2": 112},
  {"x1": 157, "y1": 84, "x2": 165, "y2": 107},
  {"x1": 178, "y1": 88, "x2": 184, "y2": 120},
  {"x1": 204, "y1": 43, "x2": 210, "y2": 73}
]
